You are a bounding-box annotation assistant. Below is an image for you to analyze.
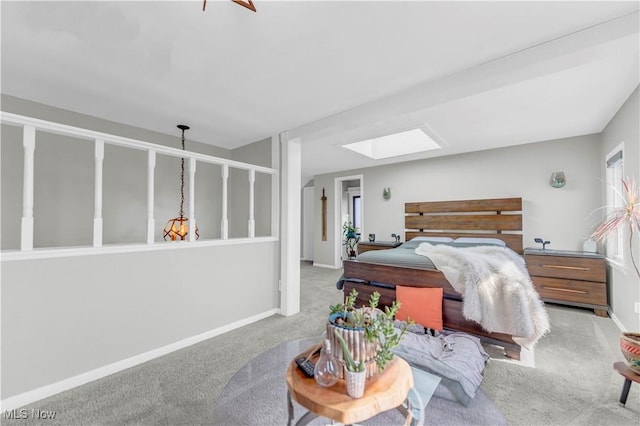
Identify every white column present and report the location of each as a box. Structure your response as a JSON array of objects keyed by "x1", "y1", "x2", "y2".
[
  {"x1": 221, "y1": 164, "x2": 229, "y2": 240},
  {"x1": 279, "y1": 133, "x2": 301, "y2": 316},
  {"x1": 93, "y1": 139, "x2": 104, "y2": 247},
  {"x1": 271, "y1": 136, "x2": 280, "y2": 238},
  {"x1": 248, "y1": 169, "x2": 255, "y2": 238},
  {"x1": 20, "y1": 125, "x2": 36, "y2": 251},
  {"x1": 147, "y1": 150, "x2": 156, "y2": 244},
  {"x1": 188, "y1": 157, "x2": 197, "y2": 242}
]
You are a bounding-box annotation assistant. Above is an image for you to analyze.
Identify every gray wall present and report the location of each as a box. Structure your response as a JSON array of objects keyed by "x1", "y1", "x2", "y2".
[
  {"x1": 1, "y1": 242, "x2": 279, "y2": 398},
  {"x1": 313, "y1": 134, "x2": 603, "y2": 267},
  {"x1": 600, "y1": 86, "x2": 640, "y2": 331},
  {"x1": 229, "y1": 138, "x2": 273, "y2": 238}
]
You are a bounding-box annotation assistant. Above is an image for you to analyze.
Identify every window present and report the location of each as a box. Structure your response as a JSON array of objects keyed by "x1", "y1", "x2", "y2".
[{"x1": 605, "y1": 143, "x2": 624, "y2": 260}]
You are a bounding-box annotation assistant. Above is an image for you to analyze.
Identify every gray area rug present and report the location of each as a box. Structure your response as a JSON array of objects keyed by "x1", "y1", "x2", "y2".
[{"x1": 211, "y1": 337, "x2": 506, "y2": 426}]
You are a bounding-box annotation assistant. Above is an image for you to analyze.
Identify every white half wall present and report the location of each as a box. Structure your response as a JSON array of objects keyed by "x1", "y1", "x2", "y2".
[{"x1": 1, "y1": 241, "x2": 279, "y2": 400}]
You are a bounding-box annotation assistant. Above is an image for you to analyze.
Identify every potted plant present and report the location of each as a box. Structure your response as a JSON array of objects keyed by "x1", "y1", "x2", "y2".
[
  {"x1": 589, "y1": 177, "x2": 640, "y2": 372},
  {"x1": 334, "y1": 329, "x2": 366, "y2": 398},
  {"x1": 343, "y1": 221, "x2": 360, "y2": 259},
  {"x1": 327, "y1": 288, "x2": 411, "y2": 378}
]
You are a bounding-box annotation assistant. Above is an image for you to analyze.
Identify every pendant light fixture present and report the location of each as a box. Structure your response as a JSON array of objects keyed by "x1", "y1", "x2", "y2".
[{"x1": 163, "y1": 125, "x2": 199, "y2": 241}]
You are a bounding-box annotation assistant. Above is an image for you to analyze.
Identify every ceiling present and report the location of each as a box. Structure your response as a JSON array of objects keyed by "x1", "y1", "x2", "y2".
[{"x1": 2, "y1": 1, "x2": 639, "y2": 185}]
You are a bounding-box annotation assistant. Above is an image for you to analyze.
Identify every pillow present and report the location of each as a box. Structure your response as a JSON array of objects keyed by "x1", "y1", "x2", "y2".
[
  {"x1": 395, "y1": 286, "x2": 443, "y2": 331},
  {"x1": 410, "y1": 236, "x2": 454, "y2": 243},
  {"x1": 453, "y1": 237, "x2": 506, "y2": 247}
]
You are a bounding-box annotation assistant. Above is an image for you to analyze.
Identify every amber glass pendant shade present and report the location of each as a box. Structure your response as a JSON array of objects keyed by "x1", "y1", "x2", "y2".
[{"x1": 163, "y1": 216, "x2": 199, "y2": 241}]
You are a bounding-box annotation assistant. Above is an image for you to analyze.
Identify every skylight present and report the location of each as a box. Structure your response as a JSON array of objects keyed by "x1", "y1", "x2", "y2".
[{"x1": 342, "y1": 128, "x2": 441, "y2": 160}]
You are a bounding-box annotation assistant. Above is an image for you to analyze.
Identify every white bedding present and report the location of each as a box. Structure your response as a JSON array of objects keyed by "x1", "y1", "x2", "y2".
[{"x1": 414, "y1": 242, "x2": 550, "y2": 349}]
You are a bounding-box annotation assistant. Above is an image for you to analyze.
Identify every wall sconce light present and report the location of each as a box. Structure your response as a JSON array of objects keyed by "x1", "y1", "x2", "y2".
[
  {"x1": 382, "y1": 188, "x2": 391, "y2": 200},
  {"x1": 550, "y1": 171, "x2": 566, "y2": 188}
]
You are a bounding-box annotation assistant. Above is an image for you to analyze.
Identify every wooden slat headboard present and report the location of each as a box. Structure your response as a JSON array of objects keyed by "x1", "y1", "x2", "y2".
[{"x1": 404, "y1": 197, "x2": 523, "y2": 254}]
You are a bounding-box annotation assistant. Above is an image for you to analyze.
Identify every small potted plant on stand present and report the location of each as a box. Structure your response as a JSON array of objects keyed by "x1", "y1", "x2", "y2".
[
  {"x1": 334, "y1": 330, "x2": 366, "y2": 398},
  {"x1": 327, "y1": 289, "x2": 411, "y2": 379},
  {"x1": 343, "y1": 221, "x2": 360, "y2": 259}
]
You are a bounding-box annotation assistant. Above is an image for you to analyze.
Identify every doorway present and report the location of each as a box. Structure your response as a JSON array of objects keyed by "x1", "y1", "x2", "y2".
[{"x1": 334, "y1": 175, "x2": 364, "y2": 268}]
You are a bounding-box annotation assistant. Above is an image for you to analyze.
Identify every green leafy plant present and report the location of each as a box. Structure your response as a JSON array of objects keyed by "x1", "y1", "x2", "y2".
[
  {"x1": 329, "y1": 288, "x2": 412, "y2": 372},
  {"x1": 343, "y1": 221, "x2": 360, "y2": 257}
]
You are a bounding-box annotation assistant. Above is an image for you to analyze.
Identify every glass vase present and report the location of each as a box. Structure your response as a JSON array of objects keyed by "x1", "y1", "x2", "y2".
[{"x1": 314, "y1": 339, "x2": 339, "y2": 387}]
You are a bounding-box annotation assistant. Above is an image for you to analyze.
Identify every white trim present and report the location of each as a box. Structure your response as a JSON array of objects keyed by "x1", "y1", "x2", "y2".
[
  {"x1": 0, "y1": 308, "x2": 280, "y2": 411},
  {"x1": 333, "y1": 175, "x2": 364, "y2": 268},
  {"x1": 0, "y1": 236, "x2": 278, "y2": 262},
  {"x1": 610, "y1": 312, "x2": 628, "y2": 333},
  {"x1": 312, "y1": 262, "x2": 341, "y2": 269},
  {"x1": 0, "y1": 112, "x2": 276, "y2": 174}
]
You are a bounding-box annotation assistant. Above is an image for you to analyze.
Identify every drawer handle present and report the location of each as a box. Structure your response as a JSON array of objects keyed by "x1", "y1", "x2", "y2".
[
  {"x1": 542, "y1": 264, "x2": 590, "y2": 272},
  {"x1": 543, "y1": 286, "x2": 588, "y2": 294}
]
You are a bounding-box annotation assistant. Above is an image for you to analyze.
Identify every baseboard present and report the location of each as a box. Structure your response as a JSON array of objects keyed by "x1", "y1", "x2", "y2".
[
  {"x1": 0, "y1": 308, "x2": 280, "y2": 411},
  {"x1": 312, "y1": 262, "x2": 340, "y2": 269},
  {"x1": 610, "y1": 312, "x2": 628, "y2": 333}
]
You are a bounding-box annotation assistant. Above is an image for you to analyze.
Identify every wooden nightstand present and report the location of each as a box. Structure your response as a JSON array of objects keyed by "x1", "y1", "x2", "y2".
[
  {"x1": 357, "y1": 241, "x2": 402, "y2": 255},
  {"x1": 524, "y1": 248, "x2": 608, "y2": 317}
]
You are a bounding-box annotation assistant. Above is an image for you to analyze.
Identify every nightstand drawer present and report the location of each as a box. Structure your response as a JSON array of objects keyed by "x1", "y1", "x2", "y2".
[
  {"x1": 526, "y1": 255, "x2": 605, "y2": 282},
  {"x1": 532, "y1": 276, "x2": 606, "y2": 306}
]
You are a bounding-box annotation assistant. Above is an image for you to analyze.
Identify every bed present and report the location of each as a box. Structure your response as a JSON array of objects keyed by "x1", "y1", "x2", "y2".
[{"x1": 339, "y1": 197, "x2": 528, "y2": 360}]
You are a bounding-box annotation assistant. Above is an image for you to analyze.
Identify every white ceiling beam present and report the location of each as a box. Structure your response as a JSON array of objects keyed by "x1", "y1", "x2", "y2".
[{"x1": 289, "y1": 11, "x2": 639, "y2": 144}]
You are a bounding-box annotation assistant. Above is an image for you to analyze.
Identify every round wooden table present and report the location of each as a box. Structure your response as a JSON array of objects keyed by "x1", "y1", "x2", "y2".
[
  {"x1": 286, "y1": 351, "x2": 415, "y2": 426},
  {"x1": 613, "y1": 361, "x2": 640, "y2": 406}
]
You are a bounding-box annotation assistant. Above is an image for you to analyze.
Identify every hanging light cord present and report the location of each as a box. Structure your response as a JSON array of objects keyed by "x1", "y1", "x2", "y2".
[{"x1": 179, "y1": 128, "x2": 186, "y2": 218}]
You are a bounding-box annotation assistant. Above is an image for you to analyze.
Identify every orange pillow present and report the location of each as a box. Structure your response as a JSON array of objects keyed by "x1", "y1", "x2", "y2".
[{"x1": 395, "y1": 286, "x2": 443, "y2": 331}]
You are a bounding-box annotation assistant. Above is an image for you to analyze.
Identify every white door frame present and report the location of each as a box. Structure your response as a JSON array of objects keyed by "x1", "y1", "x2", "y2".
[{"x1": 334, "y1": 174, "x2": 364, "y2": 268}]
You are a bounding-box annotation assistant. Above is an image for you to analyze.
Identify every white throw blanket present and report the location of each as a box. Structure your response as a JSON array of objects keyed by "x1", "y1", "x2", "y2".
[{"x1": 415, "y1": 243, "x2": 550, "y2": 349}]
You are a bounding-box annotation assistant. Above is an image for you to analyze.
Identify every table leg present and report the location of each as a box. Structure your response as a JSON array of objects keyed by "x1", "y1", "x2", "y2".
[
  {"x1": 619, "y1": 378, "x2": 632, "y2": 406},
  {"x1": 287, "y1": 390, "x2": 294, "y2": 426},
  {"x1": 295, "y1": 410, "x2": 319, "y2": 426}
]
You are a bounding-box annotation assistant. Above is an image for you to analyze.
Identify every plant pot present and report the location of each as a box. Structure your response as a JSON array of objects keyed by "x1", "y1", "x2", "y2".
[
  {"x1": 327, "y1": 319, "x2": 378, "y2": 379},
  {"x1": 620, "y1": 332, "x2": 640, "y2": 374},
  {"x1": 344, "y1": 367, "x2": 366, "y2": 398}
]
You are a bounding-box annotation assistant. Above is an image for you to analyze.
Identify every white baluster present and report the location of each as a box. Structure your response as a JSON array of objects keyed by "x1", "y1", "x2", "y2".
[
  {"x1": 93, "y1": 140, "x2": 104, "y2": 247},
  {"x1": 21, "y1": 126, "x2": 35, "y2": 251},
  {"x1": 221, "y1": 164, "x2": 229, "y2": 240},
  {"x1": 147, "y1": 150, "x2": 156, "y2": 244},
  {"x1": 188, "y1": 157, "x2": 197, "y2": 242},
  {"x1": 248, "y1": 169, "x2": 255, "y2": 238}
]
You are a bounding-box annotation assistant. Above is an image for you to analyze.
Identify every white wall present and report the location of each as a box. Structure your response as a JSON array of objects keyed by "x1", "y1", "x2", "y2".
[
  {"x1": 600, "y1": 86, "x2": 640, "y2": 331},
  {"x1": 313, "y1": 134, "x2": 603, "y2": 266}
]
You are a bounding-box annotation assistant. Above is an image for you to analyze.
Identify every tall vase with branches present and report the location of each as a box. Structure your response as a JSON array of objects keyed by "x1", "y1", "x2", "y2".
[
  {"x1": 589, "y1": 177, "x2": 640, "y2": 279},
  {"x1": 589, "y1": 176, "x2": 640, "y2": 372}
]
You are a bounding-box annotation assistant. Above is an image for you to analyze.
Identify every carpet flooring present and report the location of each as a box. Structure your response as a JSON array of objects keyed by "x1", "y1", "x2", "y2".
[
  {"x1": 211, "y1": 336, "x2": 506, "y2": 426},
  {"x1": 3, "y1": 261, "x2": 639, "y2": 425}
]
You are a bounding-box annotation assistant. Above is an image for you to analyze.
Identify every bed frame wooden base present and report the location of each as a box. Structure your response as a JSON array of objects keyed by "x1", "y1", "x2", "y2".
[{"x1": 342, "y1": 262, "x2": 522, "y2": 360}]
